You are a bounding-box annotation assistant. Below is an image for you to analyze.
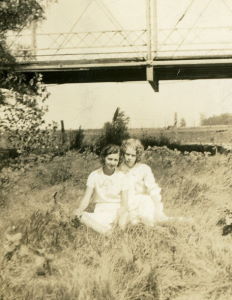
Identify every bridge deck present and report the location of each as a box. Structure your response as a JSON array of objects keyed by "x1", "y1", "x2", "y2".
[{"x1": 2, "y1": 56, "x2": 232, "y2": 85}]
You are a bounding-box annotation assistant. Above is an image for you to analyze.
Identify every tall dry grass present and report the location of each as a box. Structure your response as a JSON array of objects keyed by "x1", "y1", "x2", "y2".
[{"x1": 1, "y1": 148, "x2": 232, "y2": 299}]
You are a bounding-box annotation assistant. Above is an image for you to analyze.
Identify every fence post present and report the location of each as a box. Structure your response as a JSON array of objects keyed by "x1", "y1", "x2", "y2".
[{"x1": 61, "y1": 120, "x2": 65, "y2": 146}]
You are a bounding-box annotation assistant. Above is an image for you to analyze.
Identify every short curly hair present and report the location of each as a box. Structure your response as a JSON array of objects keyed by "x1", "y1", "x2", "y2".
[
  {"x1": 121, "y1": 138, "x2": 144, "y2": 163},
  {"x1": 100, "y1": 144, "x2": 121, "y2": 165}
]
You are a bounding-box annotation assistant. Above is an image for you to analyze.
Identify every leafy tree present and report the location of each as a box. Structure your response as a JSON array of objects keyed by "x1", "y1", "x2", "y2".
[
  {"x1": 201, "y1": 113, "x2": 232, "y2": 126},
  {"x1": 96, "y1": 107, "x2": 130, "y2": 152},
  {"x1": 0, "y1": 1, "x2": 59, "y2": 155},
  {"x1": 0, "y1": 75, "x2": 58, "y2": 155},
  {"x1": 180, "y1": 118, "x2": 186, "y2": 127},
  {"x1": 0, "y1": 0, "x2": 45, "y2": 67},
  {"x1": 70, "y1": 126, "x2": 85, "y2": 150},
  {"x1": 0, "y1": 0, "x2": 55, "y2": 104},
  {"x1": 200, "y1": 113, "x2": 206, "y2": 126}
]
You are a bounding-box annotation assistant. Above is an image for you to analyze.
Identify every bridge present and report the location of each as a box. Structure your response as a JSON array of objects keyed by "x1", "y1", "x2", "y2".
[{"x1": 4, "y1": 0, "x2": 232, "y2": 91}]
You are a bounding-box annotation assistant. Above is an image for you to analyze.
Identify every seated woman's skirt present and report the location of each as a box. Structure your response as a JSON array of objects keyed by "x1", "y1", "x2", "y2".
[
  {"x1": 81, "y1": 202, "x2": 120, "y2": 234},
  {"x1": 128, "y1": 194, "x2": 168, "y2": 226}
]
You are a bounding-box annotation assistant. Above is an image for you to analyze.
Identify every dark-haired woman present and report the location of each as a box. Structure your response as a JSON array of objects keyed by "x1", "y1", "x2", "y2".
[{"x1": 74, "y1": 144, "x2": 127, "y2": 234}]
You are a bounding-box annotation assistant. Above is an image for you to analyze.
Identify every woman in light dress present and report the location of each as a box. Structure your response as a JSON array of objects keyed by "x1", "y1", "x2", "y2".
[
  {"x1": 119, "y1": 138, "x2": 168, "y2": 227},
  {"x1": 74, "y1": 140, "x2": 169, "y2": 234},
  {"x1": 74, "y1": 144, "x2": 127, "y2": 234}
]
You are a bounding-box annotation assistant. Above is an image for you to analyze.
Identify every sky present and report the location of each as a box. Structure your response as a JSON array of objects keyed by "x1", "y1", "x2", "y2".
[
  {"x1": 44, "y1": 79, "x2": 232, "y2": 129},
  {"x1": 28, "y1": 0, "x2": 232, "y2": 129}
]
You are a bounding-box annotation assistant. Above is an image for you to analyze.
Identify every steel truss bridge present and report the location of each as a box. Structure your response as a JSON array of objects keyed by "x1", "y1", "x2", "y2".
[{"x1": 4, "y1": 0, "x2": 232, "y2": 91}]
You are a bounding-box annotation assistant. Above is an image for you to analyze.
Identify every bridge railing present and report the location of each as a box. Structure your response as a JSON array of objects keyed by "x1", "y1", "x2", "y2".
[
  {"x1": 6, "y1": 26, "x2": 232, "y2": 63},
  {"x1": 6, "y1": 29, "x2": 148, "y2": 62},
  {"x1": 158, "y1": 26, "x2": 232, "y2": 58}
]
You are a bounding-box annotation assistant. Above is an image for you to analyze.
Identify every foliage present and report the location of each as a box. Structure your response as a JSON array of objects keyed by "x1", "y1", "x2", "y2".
[
  {"x1": 0, "y1": 1, "x2": 60, "y2": 156},
  {"x1": 179, "y1": 117, "x2": 186, "y2": 127},
  {"x1": 35, "y1": 158, "x2": 73, "y2": 186},
  {"x1": 0, "y1": 75, "x2": 58, "y2": 155},
  {"x1": 0, "y1": 0, "x2": 46, "y2": 68},
  {"x1": 141, "y1": 132, "x2": 179, "y2": 149},
  {"x1": 96, "y1": 107, "x2": 130, "y2": 152},
  {"x1": 140, "y1": 133, "x2": 227, "y2": 155},
  {"x1": 201, "y1": 113, "x2": 232, "y2": 126},
  {"x1": 69, "y1": 126, "x2": 85, "y2": 150},
  {"x1": 0, "y1": 0, "x2": 55, "y2": 104},
  {"x1": 0, "y1": 0, "x2": 45, "y2": 32}
]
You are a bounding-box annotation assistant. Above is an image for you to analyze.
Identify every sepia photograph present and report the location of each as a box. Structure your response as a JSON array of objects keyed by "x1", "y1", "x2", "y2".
[{"x1": 1, "y1": 0, "x2": 232, "y2": 299}]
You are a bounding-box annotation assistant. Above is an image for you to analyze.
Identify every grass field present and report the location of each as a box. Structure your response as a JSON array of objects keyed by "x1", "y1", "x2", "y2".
[
  {"x1": 81, "y1": 125, "x2": 232, "y2": 148},
  {"x1": 130, "y1": 125, "x2": 232, "y2": 145},
  {"x1": 1, "y1": 148, "x2": 232, "y2": 299},
  {"x1": 1, "y1": 125, "x2": 232, "y2": 151}
]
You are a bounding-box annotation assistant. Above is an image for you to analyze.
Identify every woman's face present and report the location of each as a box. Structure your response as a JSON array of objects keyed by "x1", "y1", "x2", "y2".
[
  {"x1": 124, "y1": 147, "x2": 137, "y2": 168},
  {"x1": 104, "y1": 152, "x2": 120, "y2": 172}
]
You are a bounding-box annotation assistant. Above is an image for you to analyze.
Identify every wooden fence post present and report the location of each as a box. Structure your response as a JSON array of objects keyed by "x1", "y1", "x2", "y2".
[{"x1": 61, "y1": 120, "x2": 65, "y2": 145}]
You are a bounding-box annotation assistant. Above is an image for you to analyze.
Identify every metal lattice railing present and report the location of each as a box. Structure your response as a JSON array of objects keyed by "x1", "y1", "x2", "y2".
[
  {"x1": 158, "y1": 26, "x2": 232, "y2": 58},
  {"x1": 6, "y1": 29, "x2": 148, "y2": 62},
  {"x1": 6, "y1": 26, "x2": 232, "y2": 62}
]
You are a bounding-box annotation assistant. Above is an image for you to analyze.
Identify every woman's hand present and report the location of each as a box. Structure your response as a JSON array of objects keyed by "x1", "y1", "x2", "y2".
[
  {"x1": 71, "y1": 208, "x2": 83, "y2": 228},
  {"x1": 151, "y1": 193, "x2": 163, "y2": 211},
  {"x1": 73, "y1": 208, "x2": 83, "y2": 218}
]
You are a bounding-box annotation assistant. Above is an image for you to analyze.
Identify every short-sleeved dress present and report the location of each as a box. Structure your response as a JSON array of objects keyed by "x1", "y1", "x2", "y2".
[
  {"x1": 120, "y1": 163, "x2": 168, "y2": 226},
  {"x1": 80, "y1": 167, "x2": 126, "y2": 233}
]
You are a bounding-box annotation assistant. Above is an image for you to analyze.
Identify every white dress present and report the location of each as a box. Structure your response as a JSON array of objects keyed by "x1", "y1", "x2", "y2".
[
  {"x1": 120, "y1": 163, "x2": 168, "y2": 226},
  {"x1": 81, "y1": 168, "x2": 126, "y2": 234}
]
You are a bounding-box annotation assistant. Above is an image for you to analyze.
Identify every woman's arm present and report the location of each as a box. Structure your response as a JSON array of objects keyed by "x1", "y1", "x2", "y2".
[
  {"x1": 74, "y1": 186, "x2": 94, "y2": 217},
  {"x1": 143, "y1": 165, "x2": 162, "y2": 205}
]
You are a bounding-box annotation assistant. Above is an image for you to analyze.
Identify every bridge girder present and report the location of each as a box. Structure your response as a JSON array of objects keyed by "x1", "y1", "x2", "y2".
[{"x1": 3, "y1": 56, "x2": 232, "y2": 91}]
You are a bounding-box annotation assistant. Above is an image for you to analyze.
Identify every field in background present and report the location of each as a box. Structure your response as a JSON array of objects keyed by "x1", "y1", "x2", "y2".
[
  {"x1": 130, "y1": 125, "x2": 232, "y2": 145},
  {"x1": 1, "y1": 125, "x2": 232, "y2": 152},
  {"x1": 83, "y1": 125, "x2": 232, "y2": 146},
  {"x1": 1, "y1": 148, "x2": 232, "y2": 299}
]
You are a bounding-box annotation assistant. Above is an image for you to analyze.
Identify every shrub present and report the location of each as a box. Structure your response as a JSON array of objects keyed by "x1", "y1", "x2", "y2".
[
  {"x1": 141, "y1": 133, "x2": 225, "y2": 155},
  {"x1": 201, "y1": 113, "x2": 232, "y2": 125},
  {"x1": 35, "y1": 159, "x2": 73, "y2": 186},
  {"x1": 141, "y1": 132, "x2": 179, "y2": 149},
  {"x1": 69, "y1": 126, "x2": 85, "y2": 150},
  {"x1": 96, "y1": 107, "x2": 130, "y2": 153},
  {"x1": 0, "y1": 76, "x2": 58, "y2": 156}
]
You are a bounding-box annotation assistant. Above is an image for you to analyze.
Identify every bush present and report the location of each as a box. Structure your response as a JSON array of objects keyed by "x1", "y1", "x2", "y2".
[
  {"x1": 141, "y1": 132, "x2": 179, "y2": 149},
  {"x1": 0, "y1": 76, "x2": 58, "y2": 156},
  {"x1": 201, "y1": 113, "x2": 232, "y2": 125},
  {"x1": 141, "y1": 133, "x2": 226, "y2": 155},
  {"x1": 35, "y1": 159, "x2": 73, "y2": 186},
  {"x1": 96, "y1": 107, "x2": 130, "y2": 153},
  {"x1": 69, "y1": 126, "x2": 85, "y2": 150}
]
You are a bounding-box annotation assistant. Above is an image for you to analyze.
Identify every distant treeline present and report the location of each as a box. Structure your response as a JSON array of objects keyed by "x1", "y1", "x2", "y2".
[{"x1": 201, "y1": 113, "x2": 232, "y2": 126}]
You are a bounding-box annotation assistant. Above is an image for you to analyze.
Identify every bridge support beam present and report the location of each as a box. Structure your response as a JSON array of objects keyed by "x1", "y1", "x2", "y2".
[{"x1": 146, "y1": 66, "x2": 159, "y2": 92}]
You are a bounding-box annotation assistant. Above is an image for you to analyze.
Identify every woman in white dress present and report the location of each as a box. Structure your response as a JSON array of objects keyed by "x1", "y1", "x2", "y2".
[
  {"x1": 119, "y1": 138, "x2": 168, "y2": 227},
  {"x1": 74, "y1": 144, "x2": 127, "y2": 234}
]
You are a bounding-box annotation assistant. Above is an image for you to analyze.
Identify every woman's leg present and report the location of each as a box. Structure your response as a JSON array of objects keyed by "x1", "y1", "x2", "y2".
[
  {"x1": 80, "y1": 212, "x2": 112, "y2": 234},
  {"x1": 127, "y1": 196, "x2": 140, "y2": 225},
  {"x1": 137, "y1": 195, "x2": 168, "y2": 226},
  {"x1": 80, "y1": 203, "x2": 120, "y2": 234}
]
